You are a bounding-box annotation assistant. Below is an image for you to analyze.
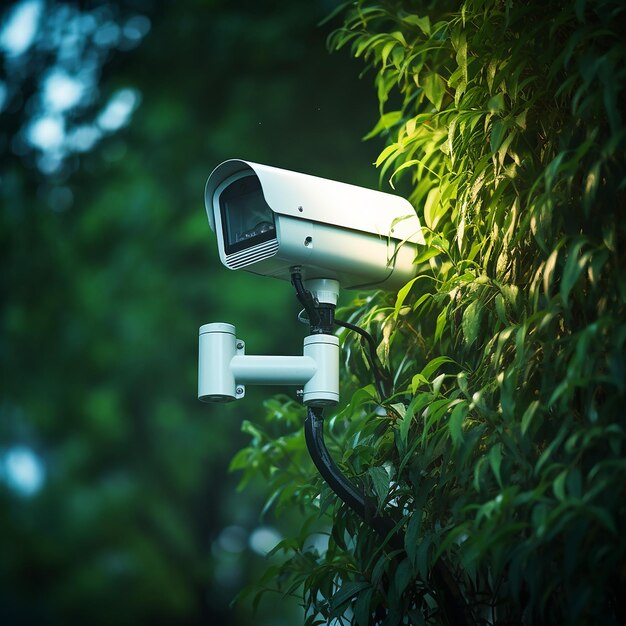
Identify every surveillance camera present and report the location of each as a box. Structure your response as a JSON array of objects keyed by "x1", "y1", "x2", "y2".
[{"x1": 204, "y1": 159, "x2": 424, "y2": 290}]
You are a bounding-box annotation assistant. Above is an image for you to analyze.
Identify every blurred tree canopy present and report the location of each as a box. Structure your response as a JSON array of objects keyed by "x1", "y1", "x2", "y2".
[{"x1": 0, "y1": 1, "x2": 384, "y2": 625}]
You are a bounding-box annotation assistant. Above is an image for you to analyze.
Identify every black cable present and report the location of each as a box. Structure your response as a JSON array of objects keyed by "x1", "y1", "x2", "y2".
[
  {"x1": 304, "y1": 407, "x2": 470, "y2": 624},
  {"x1": 292, "y1": 273, "x2": 470, "y2": 624},
  {"x1": 304, "y1": 406, "x2": 404, "y2": 552},
  {"x1": 292, "y1": 268, "x2": 391, "y2": 397},
  {"x1": 291, "y1": 269, "x2": 400, "y2": 546},
  {"x1": 333, "y1": 317, "x2": 378, "y2": 357},
  {"x1": 334, "y1": 317, "x2": 392, "y2": 400},
  {"x1": 290, "y1": 271, "x2": 320, "y2": 327}
]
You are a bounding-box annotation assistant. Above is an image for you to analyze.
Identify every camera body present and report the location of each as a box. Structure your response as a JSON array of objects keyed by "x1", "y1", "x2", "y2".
[{"x1": 204, "y1": 159, "x2": 424, "y2": 290}]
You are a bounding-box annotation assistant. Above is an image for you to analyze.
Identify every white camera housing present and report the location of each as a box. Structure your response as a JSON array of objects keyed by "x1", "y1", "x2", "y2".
[{"x1": 204, "y1": 159, "x2": 424, "y2": 290}]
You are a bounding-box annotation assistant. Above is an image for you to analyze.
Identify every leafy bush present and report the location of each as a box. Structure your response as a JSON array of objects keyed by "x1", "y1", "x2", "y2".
[{"x1": 232, "y1": 1, "x2": 626, "y2": 624}]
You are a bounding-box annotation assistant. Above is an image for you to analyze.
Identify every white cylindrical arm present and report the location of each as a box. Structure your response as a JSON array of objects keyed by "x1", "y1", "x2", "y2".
[
  {"x1": 198, "y1": 324, "x2": 339, "y2": 407},
  {"x1": 231, "y1": 355, "x2": 316, "y2": 385}
]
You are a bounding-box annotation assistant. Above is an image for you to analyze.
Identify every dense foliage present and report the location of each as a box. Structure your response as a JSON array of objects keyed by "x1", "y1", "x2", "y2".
[{"x1": 233, "y1": 1, "x2": 626, "y2": 624}]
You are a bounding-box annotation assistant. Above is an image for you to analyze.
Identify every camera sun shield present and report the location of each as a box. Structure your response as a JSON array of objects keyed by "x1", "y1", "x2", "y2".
[{"x1": 205, "y1": 159, "x2": 425, "y2": 290}]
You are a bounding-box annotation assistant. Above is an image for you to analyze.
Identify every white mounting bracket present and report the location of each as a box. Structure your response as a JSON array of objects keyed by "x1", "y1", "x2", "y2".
[{"x1": 198, "y1": 322, "x2": 339, "y2": 407}]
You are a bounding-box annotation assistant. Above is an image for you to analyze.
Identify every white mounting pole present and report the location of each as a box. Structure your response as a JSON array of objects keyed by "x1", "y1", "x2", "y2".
[{"x1": 198, "y1": 323, "x2": 339, "y2": 407}]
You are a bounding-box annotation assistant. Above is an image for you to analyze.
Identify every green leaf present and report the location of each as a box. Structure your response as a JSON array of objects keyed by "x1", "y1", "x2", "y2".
[
  {"x1": 462, "y1": 300, "x2": 481, "y2": 346},
  {"x1": 395, "y1": 276, "x2": 417, "y2": 316},
  {"x1": 543, "y1": 247, "x2": 560, "y2": 296},
  {"x1": 560, "y1": 239, "x2": 587, "y2": 305},
  {"x1": 371, "y1": 553, "x2": 390, "y2": 587},
  {"x1": 364, "y1": 111, "x2": 403, "y2": 140},
  {"x1": 394, "y1": 558, "x2": 412, "y2": 597},
  {"x1": 582, "y1": 161, "x2": 601, "y2": 215},
  {"x1": 449, "y1": 401, "x2": 468, "y2": 447},
  {"x1": 375, "y1": 142, "x2": 400, "y2": 166},
  {"x1": 488, "y1": 93, "x2": 505, "y2": 113},
  {"x1": 497, "y1": 129, "x2": 517, "y2": 167},
  {"x1": 368, "y1": 465, "x2": 390, "y2": 509},
  {"x1": 495, "y1": 293, "x2": 508, "y2": 324},
  {"x1": 432, "y1": 372, "x2": 446, "y2": 396},
  {"x1": 490, "y1": 119, "x2": 507, "y2": 153},
  {"x1": 353, "y1": 587, "x2": 374, "y2": 626},
  {"x1": 415, "y1": 535, "x2": 433, "y2": 580},
  {"x1": 456, "y1": 198, "x2": 466, "y2": 247},
  {"x1": 414, "y1": 246, "x2": 441, "y2": 265},
  {"x1": 402, "y1": 14, "x2": 431, "y2": 35},
  {"x1": 380, "y1": 40, "x2": 396, "y2": 68},
  {"x1": 536, "y1": 426, "x2": 568, "y2": 475},
  {"x1": 421, "y1": 355, "x2": 454, "y2": 380},
  {"x1": 399, "y1": 395, "x2": 418, "y2": 444},
  {"x1": 229, "y1": 448, "x2": 250, "y2": 471},
  {"x1": 553, "y1": 469, "x2": 567, "y2": 501},
  {"x1": 454, "y1": 30, "x2": 468, "y2": 82},
  {"x1": 435, "y1": 306, "x2": 448, "y2": 342},
  {"x1": 410, "y1": 372, "x2": 429, "y2": 393},
  {"x1": 521, "y1": 400, "x2": 540, "y2": 435},
  {"x1": 489, "y1": 444, "x2": 503, "y2": 487},
  {"x1": 486, "y1": 59, "x2": 498, "y2": 92},
  {"x1": 544, "y1": 152, "x2": 566, "y2": 189},
  {"x1": 328, "y1": 582, "x2": 371, "y2": 618},
  {"x1": 423, "y1": 73, "x2": 446, "y2": 110},
  {"x1": 586, "y1": 505, "x2": 617, "y2": 535},
  {"x1": 423, "y1": 186, "x2": 441, "y2": 229},
  {"x1": 405, "y1": 510, "x2": 422, "y2": 566},
  {"x1": 394, "y1": 274, "x2": 431, "y2": 318},
  {"x1": 389, "y1": 30, "x2": 407, "y2": 46}
]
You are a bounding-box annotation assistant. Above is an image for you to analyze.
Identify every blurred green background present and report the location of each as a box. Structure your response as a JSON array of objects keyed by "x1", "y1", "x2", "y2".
[{"x1": 0, "y1": 1, "x2": 382, "y2": 624}]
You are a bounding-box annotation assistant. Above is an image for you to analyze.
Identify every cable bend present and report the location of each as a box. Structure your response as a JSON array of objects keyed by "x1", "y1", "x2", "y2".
[
  {"x1": 304, "y1": 406, "x2": 403, "y2": 550},
  {"x1": 303, "y1": 410, "x2": 470, "y2": 625}
]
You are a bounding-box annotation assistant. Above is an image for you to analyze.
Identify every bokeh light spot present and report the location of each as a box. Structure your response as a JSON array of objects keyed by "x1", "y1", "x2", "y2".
[
  {"x1": 97, "y1": 88, "x2": 140, "y2": 131},
  {"x1": 26, "y1": 115, "x2": 64, "y2": 150},
  {"x1": 66, "y1": 124, "x2": 102, "y2": 152},
  {"x1": 217, "y1": 525, "x2": 248, "y2": 554},
  {"x1": 93, "y1": 21, "x2": 120, "y2": 47},
  {"x1": 122, "y1": 15, "x2": 151, "y2": 42},
  {"x1": 0, "y1": 0, "x2": 43, "y2": 57},
  {"x1": 248, "y1": 526, "x2": 282, "y2": 556},
  {"x1": 0, "y1": 80, "x2": 7, "y2": 112},
  {"x1": 2, "y1": 445, "x2": 45, "y2": 496},
  {"x1": 47, "y1": 185, "x2": 74, "y2": 212},
  {"x1": 43, "y1": 70, "x2": 85, "y2": 112}
]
